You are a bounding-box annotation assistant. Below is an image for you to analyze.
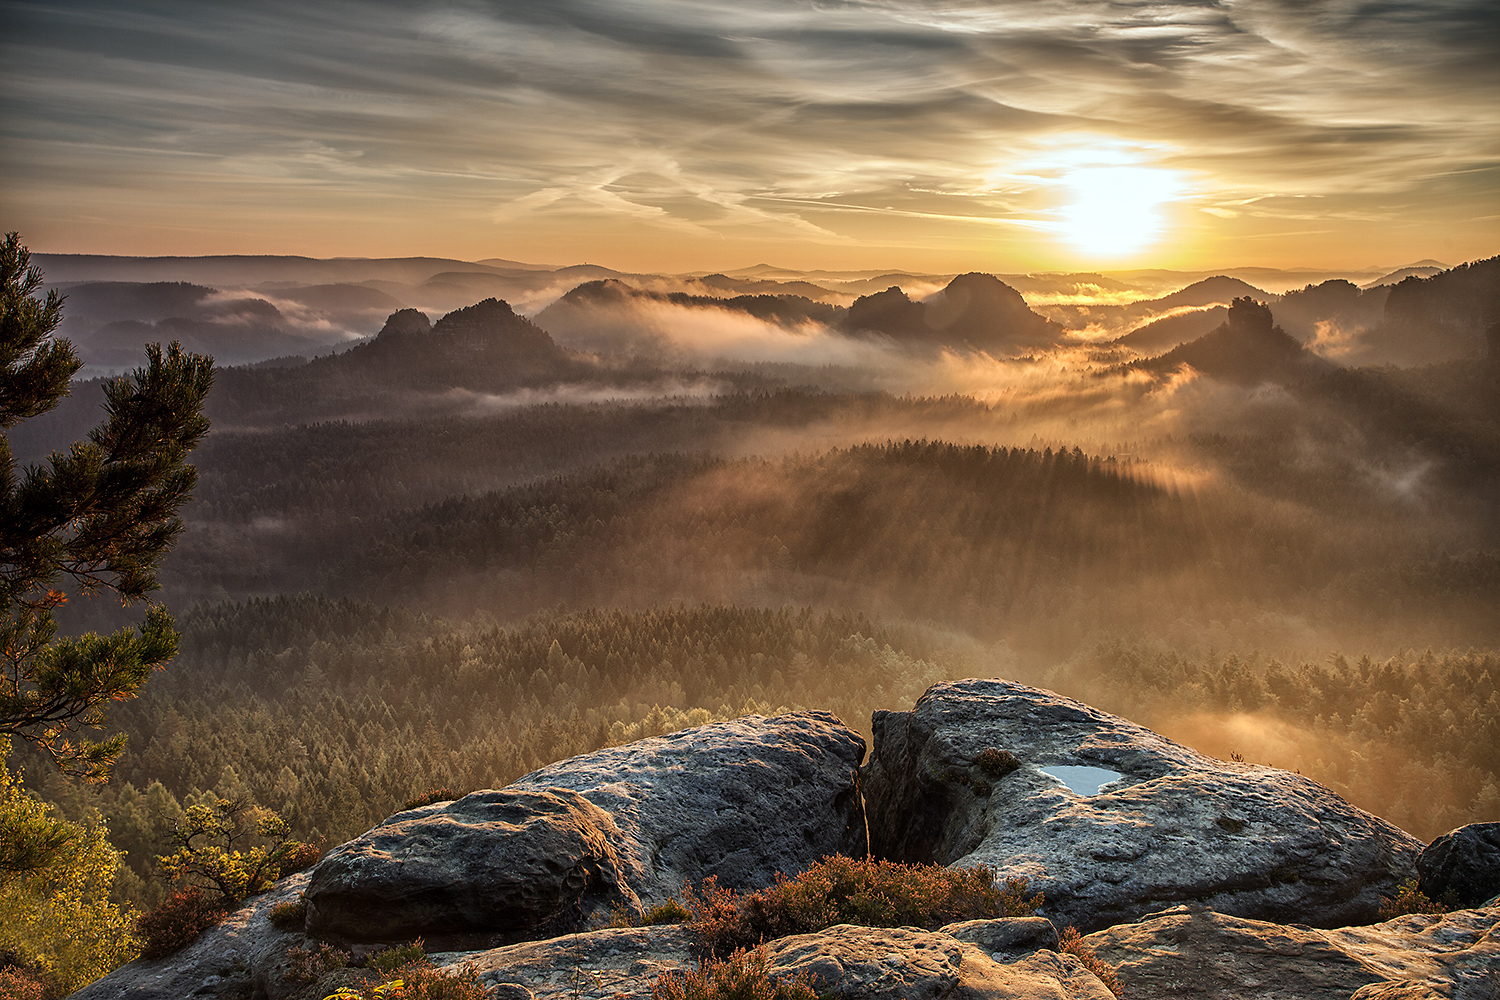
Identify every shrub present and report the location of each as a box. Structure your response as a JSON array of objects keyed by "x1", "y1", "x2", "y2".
[
  {"x1": 268, "y1": 898, "x2": 307, "y2": 931},
  {"x1": 278, "y1": 841, "x2": 324, "y2": 874},
  {"x1": 645, "y1": 899, "x2": 692, "y2": 925},
  {"x1": 155, "y1": 799, "x2": 312, "y2": 907},
  {"x1": 401, "y1": 788, "x2": 466, "y2": 812},
  {"x1": 1377, "y1": 879, "x2": 1446, "y2": 920},
  {"x1": 136, "y1": 887, "x2": 230, "y2": 960},
  {"x1": 682, "y1": 856, "x2": 1042, "y2": 955},
  {"x1": 975, "y1": 748, "x2": 1021, "y2": 777},
  {"x1": 652, "y1": 946, "x2": 817, "y2": 1000},
  {"x1": 1058, "y1": 927, "x2": 1123, "y2": 998},
  {"x1": 284, "y1": 942, "x2": 350, "y2": 983},
  {"x1": 323, "y1": 961, "x2": 488, "y2": 1000},
  {"x1": 0, "y1": 963, "x2": 56, "y2": 1000},
  {"x1": 368, "y1": 940, "x2": 426, "y2": 975}
]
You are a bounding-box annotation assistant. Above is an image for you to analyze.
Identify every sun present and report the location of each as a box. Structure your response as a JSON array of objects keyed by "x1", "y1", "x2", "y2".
[{"x1": 1057, "y1": 166, "x2": 1180, "y2": 258}]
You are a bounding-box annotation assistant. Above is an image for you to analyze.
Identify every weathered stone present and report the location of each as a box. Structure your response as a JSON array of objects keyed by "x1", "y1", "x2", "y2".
[
  {"x1": 938, "y1": 917, "x2": 1060, "y2": 961},
  {"x1": 303, "y1": 788, "x2": 641, "y2": 944},
  {"x1": 1418, "y1": 823, "x2": 1500, "y2": 908},
  {"x1": 68, "y1": 873, "x2": 311, "y2": 1000},
  {"x1": 440, "y1": 925, "x2": 694, "y2": 1000},
  {"x1": 762, "y1": 924, "x2": 1115, "y2": 1000},
  {"x1": 512, "y1": 711, "x2": 867, "y2": 905},
  {"x1": 863, "y1": 679, "x2": 1424, "y2": 932},
  {"x1": 1083, "y1": 902, "x2": 1500, "y2": 999}
]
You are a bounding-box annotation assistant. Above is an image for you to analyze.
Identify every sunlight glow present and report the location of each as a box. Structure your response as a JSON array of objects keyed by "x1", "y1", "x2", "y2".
[{"x1": 1058, "y1": 166, "x2": 1180, "y2": 257}]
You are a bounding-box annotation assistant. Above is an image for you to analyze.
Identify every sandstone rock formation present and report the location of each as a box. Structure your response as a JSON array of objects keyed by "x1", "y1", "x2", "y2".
[
  {"x1": 304, "y1": 788, "x2": 641, "y2": 944},
  {"x1": 305, "y1": 712, "x2": 864, "y2": 945},
  {"x1": 1418, "y1": 823, "x2": 1500, "y2": 908},
  {"x1": 1082, "y1": 902, "x2": 1500, "y2": 999},
  {"x1": 446, "y1": 923, "x2": 1114, "y2": 1000},
  {"x1": 69, "y1": 872, "x2": 311, "y2": 1000},
  {"x1": 863, "y1": 678, "x2": 1425, "y2": 932},
  {"x1": 509, "y1": 710, "x2": 867, "y2": 906}
]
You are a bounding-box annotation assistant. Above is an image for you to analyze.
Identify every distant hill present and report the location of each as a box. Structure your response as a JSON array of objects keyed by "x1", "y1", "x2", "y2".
[
  {"x1": 1351, "y1": 256, "x2": 1500, "y2": 366},
  {"x1": 1115, "y1": 308, "x2": 1226, "y2": 352},
  {"x1": 1270, "y1": 279, "x2": 1388, "y2": 344},
  {"x1": 1131, "y1": 297, "x2": 1333, "y2": 385},
  {"x1": 1363, "y1": 266, "x2": 1446, "y2": 289},
  {"x1": 841, "y1": 273, "x2": 1062, "y2": 355},
  {"x1": 535, "y1": 279, "x2": 842, "y2": 354},
  {"x1": 1048, "y1": 275, "x2": 1270, "y2": 336}
]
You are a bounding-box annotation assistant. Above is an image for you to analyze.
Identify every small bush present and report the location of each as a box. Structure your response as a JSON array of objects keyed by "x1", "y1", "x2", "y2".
[
  {"x1": 137, "y1": 887, "x2": 231, "y2": 960},
  {"x1": 324, "y1": 961, "x2": 488, "y2": 1000},
  {"x1": 1377, "y1": 879, "x2": 1446, "y2": 920},
  {"x1": 975, "y1": 748, "x2": 1021, "y2": 777},
  {"x1": 285, "y1": 942, "x2": 350, "y2": 983},
  {"x1": 279, "y1": 841, "x2": 324, "y2": 874},
  {"x1": 646, "y1": 899, "x2": 692, "y2": 925},
  {"x1": 401, "y1": 788, "x2": 465, "y2": 812},
  {"x1": 269, "y1": 897, "x2": 307, "y2": 931},
  {"x1": 1057, "y1": 926, "x2": 1123, "y2": 998},
  {"x1": 682, "y1": 855, "x2": 1042, "y2": 956},
  {"x1": 0, "y1": 964, "x2": 56, "y2": 1000},
  {"x1": 368, "y1": 939, "x2": 426, "y2": 975},
  {"x1": 652, "y1": 946, "x2": 817, "y2": 1000}
]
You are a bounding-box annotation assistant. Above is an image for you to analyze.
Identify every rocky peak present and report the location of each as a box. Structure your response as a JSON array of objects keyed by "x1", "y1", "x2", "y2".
[{"x1": 373, "y1": 307, "x2": 432, "y2": 339}]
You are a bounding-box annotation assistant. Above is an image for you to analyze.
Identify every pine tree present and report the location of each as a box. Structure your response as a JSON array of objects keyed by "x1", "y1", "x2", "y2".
[{"x1": 1, "y1": 231, "x2": 214, "y2": 782}]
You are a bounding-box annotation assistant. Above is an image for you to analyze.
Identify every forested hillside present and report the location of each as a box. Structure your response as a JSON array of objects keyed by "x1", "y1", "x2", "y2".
[{"x1": 13, "y1": 259, "x2": 1498, "y2": 940}]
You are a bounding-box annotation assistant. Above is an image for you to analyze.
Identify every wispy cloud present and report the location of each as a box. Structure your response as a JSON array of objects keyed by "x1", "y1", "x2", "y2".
[{"x1": 1, "y1": 0, "x2": 1494, "y2": 268}]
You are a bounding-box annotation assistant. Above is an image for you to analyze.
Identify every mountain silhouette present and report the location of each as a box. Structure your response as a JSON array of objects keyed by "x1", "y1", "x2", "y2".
[
  {"x1": 1133, "y1": 297, "x2": 1333, "y2": 385},
  {"x1": 842, "y1": 272, "x2": 1061, "y2": 354}
]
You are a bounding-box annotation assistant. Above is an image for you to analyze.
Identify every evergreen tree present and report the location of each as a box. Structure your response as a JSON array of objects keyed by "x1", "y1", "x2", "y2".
[{"x1": 0, "y1": 232, "x2": 213, "y2": 783}]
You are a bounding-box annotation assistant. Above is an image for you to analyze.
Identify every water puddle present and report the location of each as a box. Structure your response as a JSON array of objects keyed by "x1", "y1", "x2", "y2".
[{"x1": 1039, "y1": 765, "x2": 1123, "y2": 796}]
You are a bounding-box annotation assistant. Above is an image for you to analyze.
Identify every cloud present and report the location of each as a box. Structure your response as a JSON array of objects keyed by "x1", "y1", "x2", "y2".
[{"x1": 1, "y1": 0, "x2": 1495, "y2": 266}]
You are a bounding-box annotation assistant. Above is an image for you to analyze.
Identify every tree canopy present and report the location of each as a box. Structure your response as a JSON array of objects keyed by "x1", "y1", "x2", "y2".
[{"x1": 0, "y1": 232, "x2": 213, "y2": 782}]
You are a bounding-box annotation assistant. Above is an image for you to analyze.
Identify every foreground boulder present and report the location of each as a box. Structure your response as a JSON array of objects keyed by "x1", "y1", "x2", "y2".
[
  {"x1": 1418, "y1": 822, "x2": 1500, "y2": 908},
  {"x1": 863, "y1": 679, "x2": 1424, "y2": 932},
  {"x1": 509, "y1": 711, "x2": 867, "y2": 905},
  {"x1": 304, "y1": 789, "x2": 640, "y2": 944},
  {"x1": 1082, "y1": 902, "x2": 1500, "y2": 999},
  {"x1": 305, "y1": 712, "x2": 865, "y2": 944}
]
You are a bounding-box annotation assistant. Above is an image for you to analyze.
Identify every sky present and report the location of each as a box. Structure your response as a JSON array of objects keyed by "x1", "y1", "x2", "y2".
[{"x1": 2, "y1": 0, "x2": 1497, "y2": 273}]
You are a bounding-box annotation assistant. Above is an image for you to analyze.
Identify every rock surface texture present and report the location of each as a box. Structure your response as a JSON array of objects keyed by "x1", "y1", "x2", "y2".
[
  {"x1": 69, "y1": 873, "x2": 311, "y2": 1000},
  {"x1": 445, "y1": 923, "x2": 1113, "y2": 1000},
  {"x1": 304, "y1": 788, "x2": 640, "y2": 944},
  {"x1": 862, "y1": 679, "x2": 1425, "y2": 932},
  {"x1": 1083, "y1": 902, "x2": 1500, "y2": 999},
  {"x1": 510, "y1": 711, "x2": 867, "y2": 905},
  {"x1": 305, "y1": 712, "x2": 864, "y2": 945},
  {"x1": 1418, "y1": 823, "x2": 1500, "y2": 908}
]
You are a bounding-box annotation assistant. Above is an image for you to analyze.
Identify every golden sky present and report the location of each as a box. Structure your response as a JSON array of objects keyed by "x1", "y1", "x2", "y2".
[{"x1": 2, "y1": 1, "x2": 1496, "y2": 273}]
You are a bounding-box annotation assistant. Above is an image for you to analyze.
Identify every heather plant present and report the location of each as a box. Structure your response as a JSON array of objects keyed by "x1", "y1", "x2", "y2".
[
  {"x1": 268, "y1": 897, "x2": 307, "y2": 931},
  {"x1": 682, "y1": 856, "x2": 1041, "y2": 955},
  {"x1": 284, "y1": 942, "x2": 350, "y2": 983},
  {"x1": 646, "y1": 899, "x2": 692, "y2": 925},
  {"x1": 1057, "y1": 926, "x2": 1123, "y2": 998},
  {"x1": 368, "y1": 940, "x2": 426, "y2": 975},
  {"x1": 651, "y1": 946, "x2": 818, "y2": 1000},
  {"x1": 136, "y1": 887, "x2": 229, "y2": 960},
  {"x1": 1376, "y1": 879, "x2": 1447, "y2": 920},
  {"x1": 320, "y1": 960, "x2": 487, "y2": 1000}
]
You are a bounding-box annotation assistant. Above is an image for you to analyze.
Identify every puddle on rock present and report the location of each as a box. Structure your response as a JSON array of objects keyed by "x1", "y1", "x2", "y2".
[{"x1": 1038, "y1": 765, "x2": 1123, "y2": 796}]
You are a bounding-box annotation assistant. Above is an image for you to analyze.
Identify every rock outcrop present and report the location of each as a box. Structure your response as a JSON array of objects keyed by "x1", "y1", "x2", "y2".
[
  {"x1": 1418, "y1": 823, "x2": 1500, "y2": 908},
  {"x1": 1082, "y1": 902, "x2": 1500, "y2": 999},
  {"x1": 304, "y1": 712, "x2": 864, "y2": 945},
  {"x1": 508, "y1": 711, "x2": 867, "y2": 907},
  {"x1": 69, "y1": 873, "x2": 312, "y2": 1000},
  {"x1": 863, "y1": 678, "x2": 1425, "y2": 932},
  {"x1": 304, "y1": 789, "x2": 641, "y2": 945},
  {"x1": 447, "y1": 923, "x2": 1114, "y2": 1000}
]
